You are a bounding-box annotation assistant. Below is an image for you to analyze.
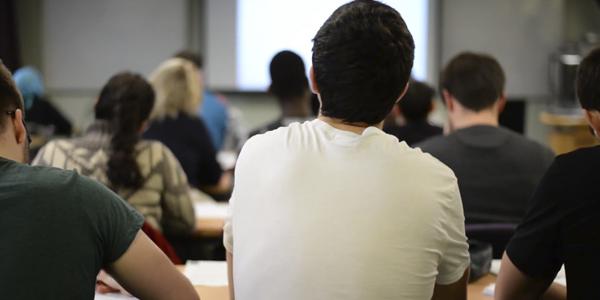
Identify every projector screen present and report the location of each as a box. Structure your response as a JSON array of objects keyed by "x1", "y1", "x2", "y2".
[{"x1": 205, "y1": 0, "x2": 436, "y2": 91}]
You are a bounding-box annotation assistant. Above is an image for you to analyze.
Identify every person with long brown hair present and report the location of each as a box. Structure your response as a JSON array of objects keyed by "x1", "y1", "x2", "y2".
[{"x1": 33, "y1": 72, "x2": 195, "y2": 236}]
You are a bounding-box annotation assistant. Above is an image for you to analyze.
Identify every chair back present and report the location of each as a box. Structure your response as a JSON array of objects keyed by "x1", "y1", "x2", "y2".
[{"x1": 465, "y1": 223, "x2": 518, "y2": 259}]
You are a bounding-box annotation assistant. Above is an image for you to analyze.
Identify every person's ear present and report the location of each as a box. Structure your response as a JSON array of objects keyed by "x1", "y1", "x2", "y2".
[
  {"x1": 309, "y1": 67, "x2": 319, "y2": 94},
  {"x1": 139, "y1": 120, "x2": 148, "y2": 135},
  {"x1": 392, "y1": 104, "x2": 401, "y2": 117},
  {"x1": 496, "y1": 93, "x2": 507, "y2": 114},
  {"x1": 582, "y1": 109, "x2": 600, "y2": 138},
  {"x1": 13, "y1": 109, "x2": 27, "y2": 145},
  {"x1": 397, "y1": 82, "x2": 409, "y2": 103},
  {"x1": 430, "y1": 101, "x2": 436, "y2": 113},
  {"x1": 442, "y1": 89, "x2": 454, "y2": 112}
]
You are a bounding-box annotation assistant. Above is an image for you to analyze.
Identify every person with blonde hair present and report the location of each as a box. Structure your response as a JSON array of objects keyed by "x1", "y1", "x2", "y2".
[{"x1": 143, "y1": 58, "x2": 232, "y2": 197}]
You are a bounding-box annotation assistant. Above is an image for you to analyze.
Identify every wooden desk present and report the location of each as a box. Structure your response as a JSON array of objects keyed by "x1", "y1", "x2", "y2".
[
  {"x1": 195, "y1": 218, "x2": 225, "y2": 238},
  {"x1": 177, "y1": 264, "x2": 496, "y2": 300},
  {"x1": 540, "y1": 111, "x2": 599, "y2": 154},
  {"x1": 468, "y1": 274, "x2": 496, "y2": 300},
  {"x1": 176, "y1": 265, "x2": 229, "y2": 299}
]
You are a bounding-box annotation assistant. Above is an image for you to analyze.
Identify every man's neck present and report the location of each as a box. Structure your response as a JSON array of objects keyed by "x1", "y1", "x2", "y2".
[
  {"x1": 318, "y1": 115, "x2": 383, "y2": 135},
  {"x1": 450, "y1": 110, "x2": 499, "y2": 131},
  {"x1": 280, "y1": 96, "x2": 313, "y2": 118}
]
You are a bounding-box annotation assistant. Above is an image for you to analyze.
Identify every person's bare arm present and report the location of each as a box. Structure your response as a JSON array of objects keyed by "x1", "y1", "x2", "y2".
[
  {"x1": 227, "y1": 251, "x2": 235, "y2": 300},
  {"x1": 431, "y1": 267, "x2": 469, "y2": 300},
  {"x1": 201, "y1": 172, "x2": 233, "y2": 195},
  {"x1": 104, "y1": 231, "x2": 199, "y2": 300},
  {"x1": 495, "y1": 253, "x2": 566, "y2": 300}
]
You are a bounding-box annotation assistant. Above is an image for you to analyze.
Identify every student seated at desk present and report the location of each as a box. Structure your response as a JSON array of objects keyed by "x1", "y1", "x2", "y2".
[
  {"x1": 417, "y1": 53, "x2": 555, "y2": 224},
  {"x1": 495, "y1": 47, "x2": 600, "y2": 300},
  {"x1": 13, "y1": 66, "x2": 73, "y2": 137},
  {"x1": 0, "y1": 61, "x2": 198, "y2": 300},
  {"x1": 251, "y1": 50, "x2": 315, "y2": 136},
  {"x1": 383, "y1": 80, "x2": 442, "y2": 146},
  {"x1": 33, "y1": 72, "x2": 195, "y2": 236},
  {"x1": 143, "y1": 58, "x2": 232, "y2": 197},
  {"x1": 224, "y1": 1, "x2": 470, "y2": 299}
]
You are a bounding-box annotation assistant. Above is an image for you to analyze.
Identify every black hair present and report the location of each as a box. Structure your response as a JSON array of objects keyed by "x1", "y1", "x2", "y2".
[
  {"x1": 95, "y1": 72, "x2": 155, "y2": 191},
  {"x1": 577, "y1": 47, "x2": 600, "y2": 111},
  {"x1": 398, "y1": 80, "x2": 435, "y2": 123},
  {"x1": 0, "y1": 60, "x2": 25, "y2": 132},
  {"x1": 269, "y1": 50, "x2": 309, "y2": 100},
  {"x1": 312, "y1": 0, "x2": 414, "y2": 125},
  {"x1": 440, "y1": 52, "x2": 505, "y2": 111},
  {"x1": 174, "y1": 50, "x2": 203, "y2": 69}
]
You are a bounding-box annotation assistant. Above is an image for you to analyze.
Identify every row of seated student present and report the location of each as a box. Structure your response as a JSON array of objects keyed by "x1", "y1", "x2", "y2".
[
  {"x1": 2, "y1": 1, "x2": 599, "y2": 299},
  {"x1": 384, "y1": 54, "x2": 553, "y2": 226}
]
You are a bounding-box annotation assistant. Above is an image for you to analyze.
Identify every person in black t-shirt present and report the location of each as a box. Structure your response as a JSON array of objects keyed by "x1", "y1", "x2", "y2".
[
  {"x1": 495, "y1": 47, "x2": 600, "y2": 300},
  {"x1": 13, "y1": 66, "x2": 72, "y2": 136},
  {"x1": 251, "y1": 51, "x2": 315, "y2": 136},
  {"x1": 383, "y1": 80, "x2": 442, "y2": 146}
]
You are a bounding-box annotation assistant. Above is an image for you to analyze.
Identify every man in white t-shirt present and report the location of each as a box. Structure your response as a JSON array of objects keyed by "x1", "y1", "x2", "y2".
[{"x1": 224, "y1": 1, "x2": 470, "y2": 299}]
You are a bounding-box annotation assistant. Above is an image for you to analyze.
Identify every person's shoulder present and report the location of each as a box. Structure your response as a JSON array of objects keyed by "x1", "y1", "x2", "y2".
[
  {"x1": 137, "y1": 140, "x2": 176, "y2": 160},
  {"x1": 414, "y1": 133, "x2": 451, "y2": 152},
  {"x1": 555, "y1": 145, "x2": 600, "y2": 169},
  {"x1": 28, "y1": 164, "x2": 103, "y2": 196},
  {"x1": 399, "y1": 143, "x2": 457, "y2": 178}
]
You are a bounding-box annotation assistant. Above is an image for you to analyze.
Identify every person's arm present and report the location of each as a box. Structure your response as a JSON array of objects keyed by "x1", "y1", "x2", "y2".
[
  {"x1": 196, "y1": 119, "x2": 232, "y2": 195},
  {"x1": 201, "y1": 171, "x2": 233, "y2": 195},
  {"x1": 160, "y1": 144, "x2": 196, "y2": 235},
  {"x1": 433, "y1": 177, "x2": 471, "y2": 299},
  {"x1": 105, "y1": 231, "x2": 199, "y2": 300},
  {"x1": 432, "y1": 268, "x2": 469, "y2": 300},
  {"x1": 224, "y1": 190, "x2": 235, "y2": 299},
  {"x1": 227, "y1": 251, "x2": 235, "y2": 300},
  {"x1": 495, "y1": 253, "x2": 566, "y2": 300},
  {"x1": 40, "y1": 99, "x2": 72, "y2": 136},
  {"x1": 495, "y1": 159, "x2": 567, "y2": 300}
]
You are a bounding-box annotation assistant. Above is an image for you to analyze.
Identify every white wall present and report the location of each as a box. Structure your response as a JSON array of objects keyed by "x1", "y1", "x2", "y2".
[
  {"x1": 43, "y1": 0, "x2": 187, "y2": 90},
  {"x1": 440, "y1": 0, "x2": 565, "y2": 98},
  {"x1": 38, "y1": 0, "x2": 573, "y2": 143}
]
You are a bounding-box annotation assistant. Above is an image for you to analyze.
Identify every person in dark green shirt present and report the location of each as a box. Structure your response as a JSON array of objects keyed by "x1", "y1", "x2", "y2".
[{"x1": 0, "y1": 61, "x2": 199, "y2": 299}]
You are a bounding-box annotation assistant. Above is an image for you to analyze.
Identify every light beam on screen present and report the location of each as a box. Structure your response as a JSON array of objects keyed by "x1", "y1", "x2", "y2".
[{"x1": 237, "y1": 0, "x2": 429, "y2": 91}]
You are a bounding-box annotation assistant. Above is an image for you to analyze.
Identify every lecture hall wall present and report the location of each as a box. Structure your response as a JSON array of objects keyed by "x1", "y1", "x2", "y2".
[{"x1": 14, "y1": 0, "x2": 600, "y2": 143}]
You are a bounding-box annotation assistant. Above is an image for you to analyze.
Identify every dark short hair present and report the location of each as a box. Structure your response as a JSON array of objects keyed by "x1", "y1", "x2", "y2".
[
  {"x1": 174, "y1": 50, "x2": 203, "y2": 69},
  {"x1": 398, "y1": 80, "x2": 435, "y2": 123},
  {"x1": 0, "y1": 60, "x2": 25, "y2": 132},
  {"x1": 440, "y1": 52, "x2": 505, "y2": 111},
  {"x1": 270, "y1": 50, "x2": 309, "y2": 100},
  {"x1": 577, "y1": 47, "x2": 600, "y2": 111},
  {"x1": 312, "y1": 0, "x2": 414, "y2": 125}
]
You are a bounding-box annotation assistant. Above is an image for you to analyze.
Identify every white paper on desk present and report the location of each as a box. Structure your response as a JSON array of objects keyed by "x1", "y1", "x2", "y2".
[
  {"x1": 95, "y1": 293, "x2": 137, "y2": 300},
  {"x1": 194, "y1": 202, "x2": 229, "y2": 219},
  {"x1": 184, "y1": 260, "x2": 228, "y2": 286}
]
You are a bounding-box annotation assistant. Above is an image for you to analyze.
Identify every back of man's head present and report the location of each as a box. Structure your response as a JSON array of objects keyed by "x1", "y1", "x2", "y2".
[
  {"x1": 577, "y1": 47, "x2": 600, "y2": 111},
  {"x1": 398, "y1": 80, "x2": 435, "y2": 123},
  {"x1": 269, "y1": 50, "x2": 309, "y2": 101},
  {"x1": 173, "y1": 50, "x2": 203, "y2": 69},
  {"x1": 0, "y1": 61, "x2": 25, "y2": 131},
  {"x1": 312, "y1": 0, "x2": 415, "y2": 125},
  {"x1": 441, "y1": 52, "x2": 505, "y2": 111}
]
